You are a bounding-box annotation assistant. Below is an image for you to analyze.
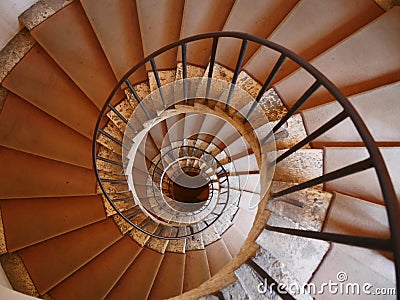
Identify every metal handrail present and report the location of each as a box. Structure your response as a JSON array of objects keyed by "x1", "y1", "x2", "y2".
[{"x1": 93, "y1": 32, "x2": 399, "y2": 292}]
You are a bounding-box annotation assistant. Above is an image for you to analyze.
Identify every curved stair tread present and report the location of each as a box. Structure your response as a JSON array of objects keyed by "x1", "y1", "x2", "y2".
[
  {"x1": 311, "y1": 243, "x2": 396, "y2": 300},
  {"x1": 19, "y1": 218, "x2": 122, "y2": 294},
  {"x1": 183, "y1": 249, "x2": 211, "y2": 292},
  {"x1": 0, "y1": 93, "x2": 93, "y2": 169},
  {"x1": 0, "y1": 146, "x2": 96, "y2": 199},
  {"x1": 27, "y1": 1, "x2": 123, "y2": 108},
  {"x1": 80, "y1": 0, "x2": 147, "y2": 83},
  {"x1": 324, "y1": 147, "x2": 400, "y2": 205},
  {"x1": 243, "y1": 0, "x2": 384, "y2": 84},
  {"x1": 259, "y1": 214, "x2": 329, "y2": 285},
  {"x1": 1, "y1": 43, "x2": 99, "y2": 139},
  {"x1": 301, "y1": 81, "x2": 400, "y2": 145},
  {"x1": 206, "y1": 239, "x2": 232, "y2": 276},
  {"x1": 105, "y1": 247, "x2": 164, "y2": 300},
  {"x1": 49, "y1": 236, "x2": 142, "y2": 300},
  {"x1": 148, "y1": 251, "x2": 185, "y2": 299},
  {"x1": 0, "y1": 195, "x2": 106, "y2": 252},
  {"x1": 275, "y1": 7, "x2": 400, "y2": 109}
]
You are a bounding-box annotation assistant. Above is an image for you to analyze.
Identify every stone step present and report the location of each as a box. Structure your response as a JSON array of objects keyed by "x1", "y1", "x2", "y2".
[
  {"x1": 257, "y1": 214, "x2": 329, "y2": 286},
  {"x1": 273, "y1": 149, "x2": 323, "y2": 187},
  {"x1": 148, "y1": 252, "x2": 185, "y2": 299},
  {"x1": 275, "y1": 7, "x2": 400, "y2": 110},
  {"x1": 252, "y1": 247, "x2": 312, "y2": 300},
  {"x1": 235, "y1": 263, "x2": 278, "y2": 300},
  {"x1": 324, "y1": 192, "x2": 390, "y2": 240},
  {"x1": 221, "y1": 280, "x2": 249, "y2": 300},
  {"x1": 324, "y1": 147, "x2": 400, "y2": 205},
  {"x1": 311, "y1": 243, "x2": 396, "y2": 300},
  {"x1": 206, "y1": 239, "x2": 232, "y2": 276},
  {"x1": 19, "y1": 218, "x2": 122, "y2": 294},
  {"x1": 48, "y1": 236, "x2": 141, "y2": 300},
  {"x1": 183, "y1": 249, "x2": 211, "y2": 292},
  {"x1": 25, "y1": 1, "x2": 124, "y2": 108},
  {"x1": 105, "y1": 247, "x2": 164, "y2": 300},
  {"x1": 0, "y1": 146, "x2": 96, "y2": 199},
  {"x1": 0, "y1": 93, "x2": 92, "y2": 169},
  {"x1": 216, "y1": 0, "x2": 298, "y2": 69},
  {"x1": 80, "y1": 0, "x2": 147, "y2": 83},
  {"x1": 0, "y1": 195, "x2": 105, "y2": 252},
  {"x1": 301, "y1": 81, "x2": 400, "y2": 145},
  {"x1": 268, "y1": 181, "x2": 332, "y2": 231},
  {"x1": 243, "y1": 0, "x2": 383, "y2": 84},
  {"x1": 179, "y1": 0, "x2": 234, "y2": 67},
  {"x1": 221, "y1": 224, "x2": 246, "y2": 257},
  {"x1": 233, "y1": 208, "x2": 256, "y2": 238},
  {"x1": 136, "y1": 0, "x2": 183, "y2": 71},
  {"x1": 1, "y1": 42, "x2": 99, "y2": 140}
]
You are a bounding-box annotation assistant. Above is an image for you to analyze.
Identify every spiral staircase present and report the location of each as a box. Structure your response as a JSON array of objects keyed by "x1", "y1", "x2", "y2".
[{"x1": 0, "y1": 0, "x2": 399, "y2": 299}]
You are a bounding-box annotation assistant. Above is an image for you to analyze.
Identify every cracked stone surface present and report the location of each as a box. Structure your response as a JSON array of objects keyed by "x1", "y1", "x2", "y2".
[
  {"x1": 97, "y1": 121, "x2": 124, "y2": 155},
  {"x1": 0, "y1": 209, "x2": 7, "y2": 254},
  {"x1": 270, "y1": 114, "x2": 310, "y2": 150},
  {"x1": 185, "y1": 233, "x2": 204, "y2": 250},
  {"x1": 253, "y1": 247, "x2": 312, "y2": 300},
  {"x1": 202, "y1": 225, "x2": 221, "y2": 246},
  {"x1": 258, "y1": 214, "x2": 330, "y2": 285},
  {"x1": 127, "y1": 221, "x2": 157, "y2": 247},
  {"x1": 221, "y1": 280, "x2": 249, "y2": 300},
  {"x1": 112, "y1": 214, "x2": 133, "y2": 234},
  {"x1": 146, "y1": 236, "x2": 169, "y2": 253},
  {"x1": 273, "y1": 149, "x2": 323, "y2": 187},
  {"x1": 0, "y1": 29, "x2": 35, "y2": 83},
  {"x1": 176, "y1": 63, "x2": 205, "y2": 80},
  {"x1": 20, "y1": 0, "x2": 73, "y2": 30},
  {"x1": 148, "y1": 70, "x2": 177, "y2": 92},
  {"x1": 0, "y1": 252, "x2": 40, "y2": 297},
  {"x1": 125, "y1": 82, "x2": 151, "y2": 109},
  {"x1": 235, "y1": 263, "x2": 281, "y2": 300},
  {"x1": 236, "y1": 72, "x2": 288, "y2": 122},
  {"x1": 268, "y1": 181, "x2": 332, "y2": 231}
]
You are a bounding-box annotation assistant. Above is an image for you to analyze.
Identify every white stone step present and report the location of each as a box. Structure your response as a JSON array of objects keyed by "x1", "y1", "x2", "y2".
[
  {"x1": 221, "y1": 280, "x2": 249, "y2": 300},
  {"x1": 268, "y1": 181, "x2": 332, "y2": 231},
  {"x1": 235, "y1": 263, "x2": 280, "y2": 300},
  {"x1": 252, "y1": 247, "x2": 312, "y2": 300},
  {"x1": 311, "y1": 243, "x2": 396, "y2": 300},
  {"x1": 273, "y1": 149, "x2": 323, "y2": 187},
  {"x1": 257, "y1": 214, "x2": 330, "y2": 285},
  {"x1": 324, "y1": 147, "x2": 400, "y2": 205},
  {"x1": 301, "y1": 82, "x2": 400, "y2": 144}
]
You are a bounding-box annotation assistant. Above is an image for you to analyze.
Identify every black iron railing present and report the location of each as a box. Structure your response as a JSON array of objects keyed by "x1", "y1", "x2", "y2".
[{"x1": 93, "y1": 32, "x2": 399, "y2": 292}]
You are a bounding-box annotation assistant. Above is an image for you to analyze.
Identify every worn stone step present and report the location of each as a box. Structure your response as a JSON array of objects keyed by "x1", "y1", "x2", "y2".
[
  {"x1": 268, "y1": 181, "x2": 332, "y2": 231},
  {"x1": 257, "y1": 214, "x2": 329, "y2": 286},
  {"x1": 273, "y1": 149, "x2": 323, "y2": 187}
]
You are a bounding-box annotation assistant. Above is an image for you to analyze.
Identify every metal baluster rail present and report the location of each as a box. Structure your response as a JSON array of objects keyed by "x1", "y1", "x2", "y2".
[{"x1": 92, "y1": 32, "x2": 399, "y2": 294}]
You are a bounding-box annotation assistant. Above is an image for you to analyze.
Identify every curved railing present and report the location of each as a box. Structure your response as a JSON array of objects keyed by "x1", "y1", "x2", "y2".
[{"x1": 92, "y1": 32, "x2": 399, "y2": 292}]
